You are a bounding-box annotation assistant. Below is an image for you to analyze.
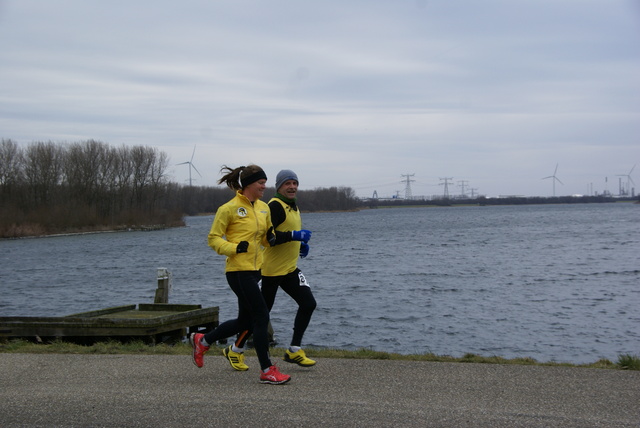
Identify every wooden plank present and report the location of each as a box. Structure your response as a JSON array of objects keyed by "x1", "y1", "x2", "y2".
[
  {"x1": 0, "y1": 306, "x2": 219, "y2": 340},
  {"x1": 137, "y1": 304, "x2": 201, "y2": 312},
  {"x1": 65, "y1": 305, "x2": 137, "y2": 318}
]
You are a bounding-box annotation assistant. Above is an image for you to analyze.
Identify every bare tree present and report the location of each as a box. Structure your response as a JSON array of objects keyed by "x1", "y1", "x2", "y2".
[
  {"x1": 63, "y1": 140, "x2": 109, "y2": 207},
  {"x1": 23, "y1": 141, "x2": 63, "y2": 206},
  {"x1": 130, "y1": 145, "x2": 153, "y2": 207},
  {"x1": 0, "y1": 139, "x2": 361, "y2": 238},
  {"x1": 114, "y1": 144, "x2": 135, "y2": 211},
  {"x1": 148, "y1": 148, "x2": 169, "y2": 210},
  {"x1": 0, "y1": 139, "x2": 23, "y2": 189}
]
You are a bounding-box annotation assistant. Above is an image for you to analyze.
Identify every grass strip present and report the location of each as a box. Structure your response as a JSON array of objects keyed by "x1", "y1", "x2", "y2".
[{"x1": 1, "y1": 339, "x2": 638, "y2": 370}]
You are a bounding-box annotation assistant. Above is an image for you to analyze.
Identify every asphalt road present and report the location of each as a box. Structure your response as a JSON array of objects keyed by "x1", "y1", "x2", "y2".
[{"x1": 1, "y1": 353, "x2": 638, "y2": 427}]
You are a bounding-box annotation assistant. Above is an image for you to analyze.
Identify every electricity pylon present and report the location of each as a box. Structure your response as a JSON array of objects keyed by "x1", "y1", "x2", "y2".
[{"x1": 401, "y1": 173, "x2": 415, "y2": 200}]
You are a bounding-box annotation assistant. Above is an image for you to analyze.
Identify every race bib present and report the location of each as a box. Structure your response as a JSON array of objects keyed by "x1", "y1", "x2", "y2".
[{"x1": 298, "y1": 271, "x2": 310, "y2": 287}]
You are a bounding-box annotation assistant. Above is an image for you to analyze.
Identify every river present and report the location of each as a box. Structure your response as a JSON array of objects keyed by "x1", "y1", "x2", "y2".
[{"x1": 1, "y1": 202, "x2": 638, "y2": 364}]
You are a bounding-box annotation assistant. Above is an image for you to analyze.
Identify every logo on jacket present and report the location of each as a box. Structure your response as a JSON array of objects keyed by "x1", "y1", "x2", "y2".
[{"x1": 237, "y1": 207, "x2": 248, "y2": 217}]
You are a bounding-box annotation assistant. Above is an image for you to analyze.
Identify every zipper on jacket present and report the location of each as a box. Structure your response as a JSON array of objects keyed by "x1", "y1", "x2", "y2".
[{"x1": 252, "y1": 203, "x2": 260, "y2": 270}]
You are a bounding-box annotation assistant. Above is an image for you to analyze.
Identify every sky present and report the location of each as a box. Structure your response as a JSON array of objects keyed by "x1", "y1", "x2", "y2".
[{"x1": 1, "y1": 1, "x2": 639, "y2": 198}]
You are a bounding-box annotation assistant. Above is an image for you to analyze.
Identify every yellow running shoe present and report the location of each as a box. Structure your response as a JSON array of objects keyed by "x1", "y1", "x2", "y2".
[
  {"x1": 283, "y1": 349, "x2": 316, "y2": 367},
  {"x1": 223, "y1": 345, "x2": 249, "y2": 371}
]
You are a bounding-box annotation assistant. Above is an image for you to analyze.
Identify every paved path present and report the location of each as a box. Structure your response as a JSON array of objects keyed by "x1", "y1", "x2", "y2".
[{"x1": 1, "y1": 353, "x2": 638, "y2": 427}]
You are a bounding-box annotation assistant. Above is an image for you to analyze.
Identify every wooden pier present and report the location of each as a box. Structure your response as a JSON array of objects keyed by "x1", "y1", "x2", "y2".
[{"x1": 0, "y1": 303, "x2": 219, "y2": 345}]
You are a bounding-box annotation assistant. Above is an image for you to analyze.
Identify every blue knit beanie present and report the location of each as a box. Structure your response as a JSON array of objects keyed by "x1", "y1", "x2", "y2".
[{"x1": 275, "y1": 169, "x2": 298, "y2": 191}]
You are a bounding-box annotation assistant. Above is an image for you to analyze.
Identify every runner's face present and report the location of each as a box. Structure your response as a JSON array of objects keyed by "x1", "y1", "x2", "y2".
[
  {"x1": 244, "y1": 179, "x2": 267, "y2": 201},
  {"x1": 279, "y1": 179, "x2": 298, "y2": 199}
]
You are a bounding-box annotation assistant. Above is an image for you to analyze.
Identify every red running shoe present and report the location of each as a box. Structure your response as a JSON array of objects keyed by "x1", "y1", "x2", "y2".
[
  {"x1": 259, "y1": 365, "x2": 291, "y2": 385},
  {"x1": 190, "y1": 332, "x2": 209, "y2": 368}
]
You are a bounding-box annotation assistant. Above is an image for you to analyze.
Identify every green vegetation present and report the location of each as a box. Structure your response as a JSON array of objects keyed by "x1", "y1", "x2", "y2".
[
  {"x1": 616, "y1": 353, "x2": 640, "y2": 370},
  {"x1": 1, "y1": 339, "x2": 637, "y2": 370}
]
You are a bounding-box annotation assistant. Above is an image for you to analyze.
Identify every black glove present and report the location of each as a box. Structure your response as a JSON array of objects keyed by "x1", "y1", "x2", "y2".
[
  {"x1": 236, "y1": 241, "x2": 249, "y2": 253},
  {"x1": 267, "y1": 226, "x2": 276, "y2": 247}
]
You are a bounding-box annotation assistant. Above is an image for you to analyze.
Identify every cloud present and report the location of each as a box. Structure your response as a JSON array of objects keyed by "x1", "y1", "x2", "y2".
[{"x1": 1, "y1": 0, "x2": 639, "y2": 197}]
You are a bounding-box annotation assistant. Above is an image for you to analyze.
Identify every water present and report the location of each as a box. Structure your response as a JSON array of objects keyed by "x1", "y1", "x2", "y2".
[{"x1": 1, "y1": 203, "x2": 638, "y2": 364}]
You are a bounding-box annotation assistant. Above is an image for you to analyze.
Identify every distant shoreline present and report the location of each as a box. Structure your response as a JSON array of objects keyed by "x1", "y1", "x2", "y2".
[
  {"x1": 4, "y1": 199, "x2": 637, "y2": 240},
  {"x1": 1, "y1": 223, "x2": 184, "y2": 241}
]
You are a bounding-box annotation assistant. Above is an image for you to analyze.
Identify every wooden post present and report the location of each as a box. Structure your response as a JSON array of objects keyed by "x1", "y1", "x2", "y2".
[{"x1": 154, "y1": 268, "x2": 171, "y2": 304}]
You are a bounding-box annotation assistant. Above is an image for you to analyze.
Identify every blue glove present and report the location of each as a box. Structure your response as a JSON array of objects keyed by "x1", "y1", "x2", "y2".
[
  {"x1": 299, "y1": 242, "x2": 309, "y2": 258},
  {"x1": 291, "y1": 229, "x2": 312, "y2": 243}
]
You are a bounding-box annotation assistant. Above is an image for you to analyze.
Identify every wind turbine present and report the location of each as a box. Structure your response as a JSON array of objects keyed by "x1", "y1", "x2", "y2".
[
  {"x1": 542, "y1": 163, "x2": 563, "y2": 197},
  {"x1": 616, "y1": 164, "x2": 636, "y2": 196},
  {"x1": 176, "y1": 145, "x2": 202, "y2": 186}
]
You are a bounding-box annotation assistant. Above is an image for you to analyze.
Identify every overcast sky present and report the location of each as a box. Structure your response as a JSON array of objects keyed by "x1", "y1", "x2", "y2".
[{"x1": 1, "y1": 1, "x2": 639, "y2": 198}]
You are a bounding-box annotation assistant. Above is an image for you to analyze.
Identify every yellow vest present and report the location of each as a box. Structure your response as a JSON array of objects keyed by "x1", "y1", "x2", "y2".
[{"x1": 262, "y1": 197, "x2": 301, "y2": 277}]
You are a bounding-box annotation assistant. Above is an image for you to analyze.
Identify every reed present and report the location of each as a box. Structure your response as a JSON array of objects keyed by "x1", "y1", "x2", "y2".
[{"x1": 616, "y1": 353, "x2": 640, "y2": 370}]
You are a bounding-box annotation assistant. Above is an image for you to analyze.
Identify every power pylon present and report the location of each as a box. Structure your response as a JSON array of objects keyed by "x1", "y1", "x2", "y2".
[
  {"x1": 439, "y1": 177, "x2": 453, "y2": 199},
  {"x1": 401, "y1": 173, "x2": 415, "y2": 200},
  {"x1": 458, "y1": 180, "x2": 469, "y2": 197}
]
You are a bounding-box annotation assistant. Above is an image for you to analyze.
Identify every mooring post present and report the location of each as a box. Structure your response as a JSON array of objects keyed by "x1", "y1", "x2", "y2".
[{"x1": 155, "y1": 267, "x2": 171, "y2": 304}]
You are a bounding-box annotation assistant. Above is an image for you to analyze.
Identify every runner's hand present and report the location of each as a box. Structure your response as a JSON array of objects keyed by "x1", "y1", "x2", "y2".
[
  {"x1": 236, "y1": 241, "x2": 249, "y2": 253},
  {"x1": 300, "y1": 242, "x2": 310, "y2": 258},
  {"x1": 267, "y1": 226, "x2": 276, "y2": 246},
  {"x1": 291, "y1": 230, "x2": 312, "y2": 243}
]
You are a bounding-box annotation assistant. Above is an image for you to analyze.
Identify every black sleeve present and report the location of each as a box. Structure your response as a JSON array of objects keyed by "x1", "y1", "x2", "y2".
[
  {"x1": 269, "y1": 200, "x2": 286, "y2": 228},
  {"x1": 269, "y1": 200, "x2": 293, "y2": 245}
]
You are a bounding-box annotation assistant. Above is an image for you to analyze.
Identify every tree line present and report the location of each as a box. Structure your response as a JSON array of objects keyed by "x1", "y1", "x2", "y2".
[
  {"x1": 0, "y1": 139, "x2": 360, "y2": 238},
  {"x1": 365, "y1": 194, "x2": 621, "y2": 208}
]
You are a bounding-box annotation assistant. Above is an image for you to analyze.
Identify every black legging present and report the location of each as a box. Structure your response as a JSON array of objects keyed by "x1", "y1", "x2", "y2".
[
  {"x1": 204, "y1": 270, "x2": 272, "y2": 370},
  {"x1": 261, "y1": 269, "x2": 317, "y2": 347}
]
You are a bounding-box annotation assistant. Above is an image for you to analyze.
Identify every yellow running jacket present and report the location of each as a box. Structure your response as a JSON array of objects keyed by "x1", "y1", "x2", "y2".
[{"x1": 208, "y1": 191, "x2": 273, "y2": 272}]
